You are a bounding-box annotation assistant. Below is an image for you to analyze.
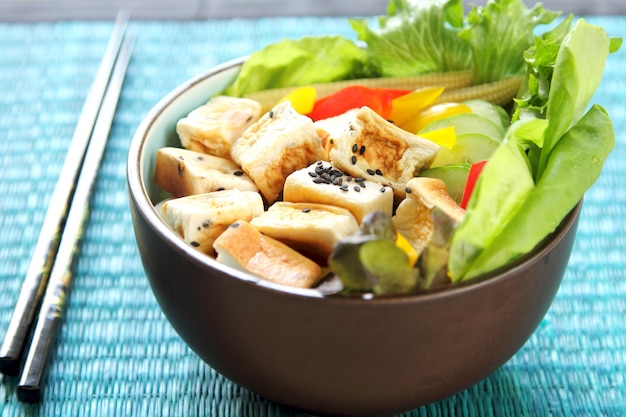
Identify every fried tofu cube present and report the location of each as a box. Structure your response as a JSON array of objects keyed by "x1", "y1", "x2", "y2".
[
  {"x1": 328, "y1": 106, "x2": 439, "y2": 198},
  {"x1": 250, "y1": 201, "x2": 359, "y2": 260},
  {"x1": 155, "y1": 147, "x2": 258, "y2": 198},
  {"x1": 213, "y1": 220, "x2": 322, "y2": 289},
  {"x1": 159, "y1": 189, "x2": 264, "y2": 255},
  {"x1": 231, "y1": 100, "x2": 325, "y2": 203},
  {"x1": 176, "y1": 95, "x2": 262, "y2": 158},
  {"x1": 283, "y1": 161, "x2": 393, "y2": 224}
]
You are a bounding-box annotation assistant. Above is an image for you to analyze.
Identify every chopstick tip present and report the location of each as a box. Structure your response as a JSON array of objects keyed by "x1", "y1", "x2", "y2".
[
  {"x1": 16, "y1": 384, "x2": 42, "y2": 404},
  {"x1": 0, "y1": 356, "x2": 21, "y2": 377}
]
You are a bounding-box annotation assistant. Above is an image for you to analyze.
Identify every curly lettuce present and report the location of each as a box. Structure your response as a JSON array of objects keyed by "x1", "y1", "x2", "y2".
[{"x1": 349, "y1": 0, "x2": 472, "y2": 77}]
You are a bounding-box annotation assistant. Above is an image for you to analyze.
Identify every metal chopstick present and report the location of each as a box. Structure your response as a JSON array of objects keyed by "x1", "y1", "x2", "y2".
[
  {"x1": 15, "y1": 29, "x2": 135, "y2": 404},
  {"x1": 0, "y1": 12, "x2": 129, "y2": 377}
]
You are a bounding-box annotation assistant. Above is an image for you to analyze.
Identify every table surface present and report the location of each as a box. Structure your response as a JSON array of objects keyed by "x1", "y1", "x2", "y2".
[{"x1": 1, "y1": 13, "x2": 625, "y2": 417}]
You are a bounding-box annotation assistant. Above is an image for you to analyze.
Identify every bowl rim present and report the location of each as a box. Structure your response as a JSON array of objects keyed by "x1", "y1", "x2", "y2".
[{"x1": 126, "y1": 56, "x2": 581, "y2": 305}]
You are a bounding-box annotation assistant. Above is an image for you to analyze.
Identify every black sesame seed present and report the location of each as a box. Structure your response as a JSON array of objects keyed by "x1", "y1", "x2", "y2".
[
  {"x1": 354, "y1": 185, "x2": 361, "y2": 192},
  {"x1": 346, "y1": 176, "x2": 353, "y2": 182},
  {"x1": 359, "y1": 145, "x2": 366, "y2": 155},
  {"x1": 233, "y1": 170, "x2": 244, "y2": 176},
  {"x1": 190, "y1": 241, "x2": 200, "y2": 247},
  {"x1": 355, "y1": 177, "x2": 365, "y2": 183},
  {"x1": 269, "y1": 110, "x2": 274, "y2": 118},
  {"x1": 196, "y1": 156, "x2": 204, "y2": 161},
  {"x1": 351, "y1": 155, "x2": 357, "y2": 165},
  {"x1": 308, "y1": 171, "x2": 318, "y2": 178},
  {"x1": 352, "y1": 143, "x2": 358, "y2": 153},
  {"x1": 216, "y1": 187, "x2": 225, "y2": 191},
  {"x1": 380, "y1": 187, "x2": 386, "y2": 193},
  {"x1": 313, "y1": 178, "x2": 325, "y2": 184},
  {"x1": 178, "y1": 155, "x2": 184, "y2": 160},
  {"x1": 340, "y1": 185, "x2": 349, "y2": 191},
  {"x1": 366, "y1": 168, "x2": 375, "y2": 176},
  {"x1": 177, "y1": 162, "x2": 184, "y2": 176},
  {"x1": 202, "y1": 221, "x2": 211, "y2": 228},
  {"x1": 405, "y1": 187, "x2": 412, "y2": 194},
  {"x1": 316, "y1": 160, "x2": 324, "y2": 166},
  {"x1": 230, "y1": 222, "x2": 240, "y2": 228},
  {"x1": 375, "y1": 169, "x2": 383, "y2": 176},
  {"x1": 302, "y1": 208, "x2": 311, "y2": 213}
]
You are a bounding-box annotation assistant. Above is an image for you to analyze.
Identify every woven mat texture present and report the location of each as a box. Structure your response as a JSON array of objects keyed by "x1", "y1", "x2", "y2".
[{"x1": 1, "y1": 16, "x2": 625, "y2": 417}]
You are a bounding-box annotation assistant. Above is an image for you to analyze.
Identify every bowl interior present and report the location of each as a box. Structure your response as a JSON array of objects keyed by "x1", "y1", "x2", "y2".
[
  {"x1": 128, "y1": 55, "x2": 582, "y2": 299},
  {"x1": 139, "y1": 59, "x2": 243, "y2": 205}
]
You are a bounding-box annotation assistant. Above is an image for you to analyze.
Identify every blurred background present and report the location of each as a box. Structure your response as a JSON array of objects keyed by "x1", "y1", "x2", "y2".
[{"x1": 1, "y1": 0, "x2": 625, "y2": 21}]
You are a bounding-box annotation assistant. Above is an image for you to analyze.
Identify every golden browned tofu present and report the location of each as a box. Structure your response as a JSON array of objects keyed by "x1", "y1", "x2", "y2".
[
  {"x1": 328, "y1": 106, "x2": 440, "y2": 199},
  {"x1": 250, "y1": 201, "x2": 359, "y2": 260},
  {"x1": 176, "y1": 95, "x2": 262, "y2": 158},
  {"x1": 213, "y1": 220, "x2": 322, "y2": 289},
  {"x1": 231, "y1": 101, "x2": 325, "y2": 203}
]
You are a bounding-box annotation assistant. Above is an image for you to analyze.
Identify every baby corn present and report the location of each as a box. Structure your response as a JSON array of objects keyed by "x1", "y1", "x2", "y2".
[{"x1": 436, "y1": 76, "x2": 524, "y2": 107}]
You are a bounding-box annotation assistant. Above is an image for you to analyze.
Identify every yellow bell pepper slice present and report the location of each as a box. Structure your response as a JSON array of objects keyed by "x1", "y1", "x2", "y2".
[
  {"x1": 395, "y1": 232, "x2": 418, "y2": 268},
  {"x1": 419, "y1": 126, "x2": 457, "y2": 149},
  {"x1": 278, "y1": 86, "x2": 317, "y2": 114},
  {"x1": 389, "y1": 86, "x2": 445, "y2": 126},
  {"x1": 400, "y1": 102, "x2": 472, "y2": 134}
]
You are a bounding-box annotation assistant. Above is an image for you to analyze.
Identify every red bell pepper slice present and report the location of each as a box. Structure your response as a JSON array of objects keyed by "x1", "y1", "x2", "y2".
[
  {"x1": 460, "y1": 160, "x2": 488, "y2": 209},
  {"x1": 307, "y1": 85, "x2": 410, "y2": 121}
]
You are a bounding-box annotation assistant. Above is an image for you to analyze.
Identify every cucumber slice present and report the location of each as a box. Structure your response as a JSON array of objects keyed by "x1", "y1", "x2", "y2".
[
  {"x1": 463, "y1": 99, "x2": 511, "y2": 132},
  {"x1": 420, "y1": 112, "x2": 505, "y2": 142},
  {"x1": 419, "y1": 164, "x2": 470, "y2": 204},
  {"x1": 430, "y1": 132, "x2": 500, "y2": 167},
  {"x1": 454, "y1": 133, "x2": 500, "y2": 164}
]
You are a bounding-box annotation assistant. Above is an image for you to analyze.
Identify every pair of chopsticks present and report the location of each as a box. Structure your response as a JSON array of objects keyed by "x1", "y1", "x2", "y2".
[{"x1": 0, "y1": 12, "x2": 134, "y2": 403}]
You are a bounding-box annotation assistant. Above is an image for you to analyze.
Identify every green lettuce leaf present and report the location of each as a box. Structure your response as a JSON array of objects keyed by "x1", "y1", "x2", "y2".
[
  {"x1": 513, "y1": 14, "x2": 574, "y2": 122},
  {"x1": 459, "y1": 0, "x2": 560, "y2": 84},
  {"x1": 448, "y1": 118, "x2": 547, "y2": 280},
  {"x1": 417, "y1": 206, "x2": 460, "y2": 289},
  {"x1": 537, "y1": 19, "x2": 614, "y2": 178},
  {"x1": 349, "y1": 0, "x2": 472, "y2": 77},
  {"x1": 360, "y1": 240, "x2": 418, "y2": 294},
  {"x1": 449, "y1": 19, "x2": 620, "y2": 281},
  {"x1": 455, "y1": 105, "x2": 614, "y2": 278},
  {"x1": 222, "y1": 36, "x2": 370, "y2": 97},
  {"x1": 329, "y1": 211, "x2": 418, "y2": 295}
]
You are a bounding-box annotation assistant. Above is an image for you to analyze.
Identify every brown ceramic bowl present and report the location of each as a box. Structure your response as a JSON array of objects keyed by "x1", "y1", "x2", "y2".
[{"x1": 127, "y1": 57, "x2": 581, "y2": 417}]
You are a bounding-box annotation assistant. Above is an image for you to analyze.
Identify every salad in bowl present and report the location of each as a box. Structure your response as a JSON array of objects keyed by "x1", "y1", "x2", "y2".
[{"x1": 148, "y1": 0, "x2": 620, "y2": 297}]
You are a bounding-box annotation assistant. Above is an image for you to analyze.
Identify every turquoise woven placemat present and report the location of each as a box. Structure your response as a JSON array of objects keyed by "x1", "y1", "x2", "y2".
[{"x1": 1, "y1": 16, "x2": 625, "y2": 417}]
